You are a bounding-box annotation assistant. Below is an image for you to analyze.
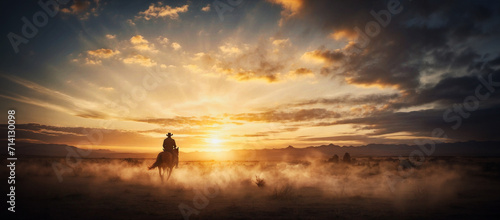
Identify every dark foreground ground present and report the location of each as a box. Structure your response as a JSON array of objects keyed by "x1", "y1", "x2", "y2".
[{"x1": 2, "y1": 157, "x2": 500, "y2": 219}]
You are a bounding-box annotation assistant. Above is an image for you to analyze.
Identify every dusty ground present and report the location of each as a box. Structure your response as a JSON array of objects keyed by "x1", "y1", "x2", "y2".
[{"x1": 3, "y1": 157, "x2": 500, "y2": 219}]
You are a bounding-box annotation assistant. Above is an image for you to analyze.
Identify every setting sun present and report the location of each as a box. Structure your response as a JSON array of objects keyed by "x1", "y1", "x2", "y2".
[{"x1": 208, "y1": 138, "x2": 223, "y2": 145}]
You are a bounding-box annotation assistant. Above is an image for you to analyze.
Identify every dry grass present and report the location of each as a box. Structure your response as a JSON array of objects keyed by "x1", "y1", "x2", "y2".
[
  {"x1": 7, "y1": 157, "x2": 500, "y2": 218},
  {"x1": 272, "y1": 184, "x2": 295, "y2": 200}
]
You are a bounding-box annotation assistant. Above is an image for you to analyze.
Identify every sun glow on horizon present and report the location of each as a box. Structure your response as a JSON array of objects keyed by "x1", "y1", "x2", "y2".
[
  {"x1": 1, "y1": 0, "x2": 492, "y2": 155},
  {"x1": 202, "y1": 135, "x2": 228, "y2": 152},
  {"x1": 208, "y1": 138, "x2": 222, "y2": 145}
]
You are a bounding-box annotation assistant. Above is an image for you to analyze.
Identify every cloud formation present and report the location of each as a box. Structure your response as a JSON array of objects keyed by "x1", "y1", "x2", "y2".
[
  {"x1": 130, "y1": 35, "x2": 157, "y2": 52},
  {"x1": 2, "y1": 0, "x2": 500, "y2": 150},
  {"x1": 0, "y1": 123, "x2": 159, "y2": 149},
  {"x1": 267, "y1": 0, "x2": 303, "y2": 25},
  {"x1": 138, "y1": 2, "x2": 189, "y2": 20},
  {"x1": 0, "y1": 74, "x2": 110, "y2": 119},
  {"x1": 123, "y1": 54, "x2": 156, "y2": 67},
  {"x1": 171, "y1": 42, "x2": 181, "y2": 50},
  {"x1": 201, "y1": 4, "x2": 210, "y2": 12},
  {"x1": 130, "y1": 35, "x2": 148, "y2": 44},
  {"x1": 231, "y1": 108, "x2": 342, "y2": 123},
  {"x1": 197, "y1": 39, "x2": 301, "y2": 82},
  {"x1": 87, "y1": 48, "x2": 120, "y2": 58},
  {"x1": 265, "y1": 0, "x2": 500, "y2": 139},
  {"x1": 60, "y1": 0, "x2": 101, "y2": 20}
]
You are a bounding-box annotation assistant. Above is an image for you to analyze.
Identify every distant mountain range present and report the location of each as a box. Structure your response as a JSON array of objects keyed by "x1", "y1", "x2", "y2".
[{"x1": 3, "y1": 141, "x2": 500, "y2": 161}]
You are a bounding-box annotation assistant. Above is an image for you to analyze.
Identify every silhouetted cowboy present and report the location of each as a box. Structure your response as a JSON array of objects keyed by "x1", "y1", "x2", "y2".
[{"x1": 163, "y1": 133, "x2": 179, "y2": 168}]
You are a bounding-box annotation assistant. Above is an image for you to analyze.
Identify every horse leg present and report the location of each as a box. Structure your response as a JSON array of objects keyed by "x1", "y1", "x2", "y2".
[
  {"x1": 166, "y1": 167, "x2": 172, "y2": 181},
  {"x1": 159, "y1": 167, "x2": 164, "y2": 183}
]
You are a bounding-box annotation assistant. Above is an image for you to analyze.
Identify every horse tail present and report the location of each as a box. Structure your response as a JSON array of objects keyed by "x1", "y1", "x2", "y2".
[{"x1": 148, "y1": 153, "x2": 162, "y2": 170}]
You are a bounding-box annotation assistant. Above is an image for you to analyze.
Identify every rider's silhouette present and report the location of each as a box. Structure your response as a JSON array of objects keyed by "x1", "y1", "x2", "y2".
[{"x1": 163, "y1": 133, "x2": 178, "y2": 168}]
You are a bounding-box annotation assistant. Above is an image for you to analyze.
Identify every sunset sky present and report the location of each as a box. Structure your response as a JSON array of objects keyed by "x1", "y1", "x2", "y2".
[{"x1": 1, "y1": 0, "x2": 500, "y2": 153}]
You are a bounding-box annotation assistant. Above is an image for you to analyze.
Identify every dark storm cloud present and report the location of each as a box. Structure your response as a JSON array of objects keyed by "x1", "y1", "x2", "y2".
[
  {"x1": 312, "y1": 70, "x2": 500, "y2": 142},
  {"x1": 388, "y1": 68, "x2": 500, "y2": 110},
  {"x1": 489, "y1": 56, "x2": 500, "y2": 67},
  {"x1": 329, "y1": 110, "x2": 446, "y2": 136},
  {"x1": 286, "y1": 0, "x2": 500, "y2": 91},
  {"x1": 270, "y1": 0, "x2": 500, "y2": 140},
  {"x1": 327, "y1": 103, "x2": 500, "y2": 141}
]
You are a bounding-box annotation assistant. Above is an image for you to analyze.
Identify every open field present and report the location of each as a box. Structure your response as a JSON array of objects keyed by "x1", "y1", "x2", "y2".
[{"x1": 3, "y1": 157, "x2": 500, "y2": 219}]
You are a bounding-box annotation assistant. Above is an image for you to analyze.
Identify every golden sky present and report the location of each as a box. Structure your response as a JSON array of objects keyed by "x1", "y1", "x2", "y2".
[{"x1": 2, "y1": 0, "x2": 500, "y2": 153}]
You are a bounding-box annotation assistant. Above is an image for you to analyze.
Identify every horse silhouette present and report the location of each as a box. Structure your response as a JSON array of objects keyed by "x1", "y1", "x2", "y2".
[{"x1": 148, "y1": 151, "x2": 177, "y2": 182}]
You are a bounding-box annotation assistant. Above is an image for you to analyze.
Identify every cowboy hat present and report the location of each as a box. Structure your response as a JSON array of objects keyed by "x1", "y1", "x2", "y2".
[{"x1": 166, "y1": 133, "x2": 173, "y2": 137}]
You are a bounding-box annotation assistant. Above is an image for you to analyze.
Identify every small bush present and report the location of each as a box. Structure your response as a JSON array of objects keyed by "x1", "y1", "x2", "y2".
[{"x1": 254, "y1": 175, "x2": 266, "y2": 188}]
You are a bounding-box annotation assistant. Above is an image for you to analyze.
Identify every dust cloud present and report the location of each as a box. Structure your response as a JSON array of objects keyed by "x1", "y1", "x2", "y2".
[
  {"x1": 6, "y1": 157, "x2": 499, "y2": 219},
  {"x1": 16, "y1": 158, "x2": 470, "y2": 199}
]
